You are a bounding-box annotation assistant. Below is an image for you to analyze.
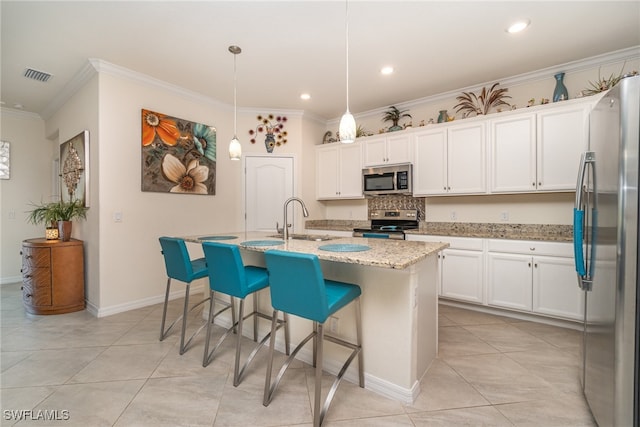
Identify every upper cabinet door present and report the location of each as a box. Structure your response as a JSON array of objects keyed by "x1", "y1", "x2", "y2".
[
  {"x1": 338, "y1": 143, "x2": 364, "y2": 198},
  {"x1": 362, "y1": 133, "x2": 413, "y2": 166},
  {"x1": 413, "y1": 128, "x2": 448, "y2": 195},
  {"x1": 316, "y1": 144, "x2": 340, "y2": 199},
  {"x1": 447, "y1": 122, "x2": 486, "y2": 194},
  {"x1": 386, "y1": 133, "x2": 413, "y2": 165},
  {"x1": 536, "y1": 104, "x2": 589, "y2": 191},
  {"x1": 490, "y1": 113, "x2": 537, "y2": 193},
  {"x1": 362, "y1": 135, "x2": 388, "y2": 166}
]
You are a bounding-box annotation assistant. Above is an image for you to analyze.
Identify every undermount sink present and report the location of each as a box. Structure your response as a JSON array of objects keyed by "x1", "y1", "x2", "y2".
[{"x1": 269, "y1": 234, "x2": 338, "y2": 242}]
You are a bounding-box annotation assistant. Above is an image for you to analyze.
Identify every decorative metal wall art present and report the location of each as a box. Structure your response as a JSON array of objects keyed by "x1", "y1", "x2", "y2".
[
  {"x1": 0, "y1": 141, "x2": 10, "y2": 179},
  {"x1": 59, "y1": 131, "x2": 89, "y2": 206},
  {"x1": 141, "y1": 109, "x2": 216, "y2": 195},
  {"x1": 248, "y1": 114, "x2": 288, "y2": 153}
]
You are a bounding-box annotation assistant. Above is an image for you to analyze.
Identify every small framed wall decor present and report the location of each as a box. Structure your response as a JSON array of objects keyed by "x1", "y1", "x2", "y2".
[
  {"x1": 0, "y1": 141, "x2": 10, "y2": 179},
  {"x1": 59, "y1": 130, "x2": 89, "y2": 206}
]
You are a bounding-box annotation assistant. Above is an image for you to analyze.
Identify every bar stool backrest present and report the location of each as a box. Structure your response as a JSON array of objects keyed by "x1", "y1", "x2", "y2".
[
  {"x1": 202, "y1": 242, "x2": 248, "y2": 299},
  {"x1": 264, "y1": 250, "x2": 329, "y2": 323},
  {"x1": 159, "y1": 237, "x2": 197, "y2": 282}
]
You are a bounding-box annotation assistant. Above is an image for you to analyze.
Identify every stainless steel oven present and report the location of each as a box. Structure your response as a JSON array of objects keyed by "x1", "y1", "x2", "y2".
[{"x1": 353, "y1": 209, "x2": 419, "y2": 240}]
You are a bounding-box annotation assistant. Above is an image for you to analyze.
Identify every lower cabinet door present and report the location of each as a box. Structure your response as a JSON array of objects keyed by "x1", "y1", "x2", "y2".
[
  {"x1": 441, "y1": 248, "x2": 484, "y2": 303},
  {"x1": 532, "y1": 256, "x2": 584, "y2": 320},
  {"x1": 487, "y1": 252, "x2": 533, "y2": 311}
]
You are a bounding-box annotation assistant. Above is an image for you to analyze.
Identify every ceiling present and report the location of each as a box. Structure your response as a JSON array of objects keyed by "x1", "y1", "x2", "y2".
[{"x1": 2, "y1": 1, "x2": 639, "y2": 121}]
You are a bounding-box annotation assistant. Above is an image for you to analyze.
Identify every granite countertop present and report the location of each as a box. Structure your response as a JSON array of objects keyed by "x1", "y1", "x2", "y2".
[
  {"x1": 305, "y1": 220, "x2": 573, "y2": 242},
  {"x1": 182, "y1": 231, "x2": 448, "y2": 270}
]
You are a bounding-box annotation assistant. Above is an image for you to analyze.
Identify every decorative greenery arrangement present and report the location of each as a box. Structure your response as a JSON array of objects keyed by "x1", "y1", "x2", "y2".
[
  {"x1": 382, "y1": 106, "x2": 412, "y2": 131},
  {"x1": 249, "y1": 114, "x2": 288, "y2": 152},
  {"x1": 454, "y1": 83, "x2": 512, "y2": 118},
  {"x1": 27, "y1": 200, "x2": 88, "y2": 226},
  {"x1": 581, "y1": 63, "x2": 637, "y2": 96},
  {"x1": 356, "y1": 124, "x2": 371, "y2": 138}
]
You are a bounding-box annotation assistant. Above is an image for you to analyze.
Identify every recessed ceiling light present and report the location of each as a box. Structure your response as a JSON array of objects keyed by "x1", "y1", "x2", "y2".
[
  {"x1": 381, "y1": 66, "x2": 394, "y2": 75},
  {"x1": 507, "y1": 20, "x2": 530, "y2": 34},
  {"x1": 300, "y1": 93, "x2": 311, "y2": 100}
]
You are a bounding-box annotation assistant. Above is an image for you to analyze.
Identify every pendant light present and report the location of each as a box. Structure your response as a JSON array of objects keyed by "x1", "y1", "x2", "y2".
[
  {"x1": 228, "y1": 45, "x2": 242, "y2": 160},
  {"x1": 339, "y1": 0, "x2": 356, "y2": 144}
]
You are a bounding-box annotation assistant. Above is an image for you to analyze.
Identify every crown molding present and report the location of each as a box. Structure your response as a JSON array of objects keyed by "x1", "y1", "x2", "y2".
[
  {"x1": 40, "y1": 60, "x2": 98, "y2": 120},
  {"x1": 330, "y1": 45, "x2": 640, "y2": 124},
  {"x1": 1, "y1": 107, "x2": 42, "y2": 120}
]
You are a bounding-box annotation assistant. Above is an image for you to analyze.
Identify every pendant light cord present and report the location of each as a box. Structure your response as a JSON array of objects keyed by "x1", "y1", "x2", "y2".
[
  {"x1": 233, "y1": 51, "x2": 238, "y2": 139},
  {"x1": 345, "y1": 0, "x2": 350, "y2": 112}
]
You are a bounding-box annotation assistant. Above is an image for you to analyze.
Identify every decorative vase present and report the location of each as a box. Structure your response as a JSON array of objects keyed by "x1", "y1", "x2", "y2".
[
  {"x1": 264, "y1": 133, "x2": 275, "y2": 153},
  {"x1": 58, "y1": 221, "x2": 72, "y2": 242},
  {"x1": 553, "y1": 72, "x2": 569, "y2": 102},
  {"x1": 388, "y1": 123, "x2": 403, "y2": 132},
  {"x1": 437, "y1": 110, "x2": 448, "y2": 123}
]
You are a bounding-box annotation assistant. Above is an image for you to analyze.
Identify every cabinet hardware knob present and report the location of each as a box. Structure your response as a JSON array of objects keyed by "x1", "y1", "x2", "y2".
[
  {"x1": 19, "y1": 251, "x2": 23, "y2": 255},
  {"x1": 528, "y1": 262, "x2": 532, "y2": 267},
  {"x1": 20, "y1": 286, "x2": 23, "y2": 290},
  {"x1": 532, "y1": 182, "x2": 536, "y2": 187},
  {"x1": 538, "y1": 182, "x2": 542, "y2": 186},
  {"x1": 443, "y1": 186, "x2": 446, "y2": 190},
  {"x1": 530, "y1": 247, "x2": 535, "y2": 251},
  {"x1": 25, "y1": 293, "x2": 32, "y2": 298}
]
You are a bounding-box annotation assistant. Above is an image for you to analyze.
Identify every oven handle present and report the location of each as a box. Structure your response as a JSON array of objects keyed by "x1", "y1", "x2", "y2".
[{"x1": 362, "y1": 233, "x2": 390, "y2": 239}]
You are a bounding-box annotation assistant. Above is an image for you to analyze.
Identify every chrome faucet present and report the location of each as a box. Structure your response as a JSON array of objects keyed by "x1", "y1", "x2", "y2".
[{"x1": 282, "y1": 197, "x2": 309, "y2": 240}]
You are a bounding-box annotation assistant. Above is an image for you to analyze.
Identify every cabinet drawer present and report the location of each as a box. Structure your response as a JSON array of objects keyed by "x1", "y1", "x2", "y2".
[
  {"x1": 22, "y1": 267, "x2": 51, "y2": 287},
  {"x1": 22, "y1": 277, "x2": 52, "y2": 306},
  {"x1": 21, "y1": 246, "x2": 50, "y2": 268},
  {"x1": 487, "y1": 239, "x2": 572, "y2": 257}
]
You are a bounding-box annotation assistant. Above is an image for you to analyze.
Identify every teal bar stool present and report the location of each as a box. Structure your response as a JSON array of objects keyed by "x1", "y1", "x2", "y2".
[
  {"x1": 159, "y1": 237, "x2": 229, "y2": 355},
  {"x1": 201, "y1": 242, "x2": 290, "y2": 387},
  {"x1": 263, "y1": 250, "x2": 364, "y2": 427}
]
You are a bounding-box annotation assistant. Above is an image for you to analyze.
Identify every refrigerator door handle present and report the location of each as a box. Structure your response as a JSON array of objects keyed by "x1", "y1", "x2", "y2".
[{"x1": 573, "y1": 151, "x2": 595, "y2": 290}]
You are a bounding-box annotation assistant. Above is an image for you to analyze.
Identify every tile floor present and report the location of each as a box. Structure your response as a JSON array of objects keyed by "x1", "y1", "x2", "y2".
[{"x1": 1, "y1": 282, "x2": 596, "y2": 426}]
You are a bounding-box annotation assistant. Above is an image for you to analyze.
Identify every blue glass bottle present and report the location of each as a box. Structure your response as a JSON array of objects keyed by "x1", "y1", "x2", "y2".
[{"x1": 553, "y1": 72, "x2": 569, "y2": 102}]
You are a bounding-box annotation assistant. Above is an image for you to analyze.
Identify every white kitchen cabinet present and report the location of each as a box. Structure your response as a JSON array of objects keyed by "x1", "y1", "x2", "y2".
[
  {"x1": 413, "y1": 122, "x2": 485, "y2": 196},
  {"x1": 362, "y1": 133, "x2": 413, "y2": 166},
  {"x1": 486, "y1": 239, "x2": 584, "y2": 320},
  {"x1": 489, "y1": 98, "x2": 592, "y2": 194},
  {"x1": 316, "y1": 142, "x2": 364, "y2": 200},
  {"x1": 407, "y1": 235, "x2": 484, "y2": 303},
  {"x1": 536, "y1": 102, "x2": 590, "y2": 191},
  {"x1": 489, "y1": 113, "x2": 537, "y2": 192}
]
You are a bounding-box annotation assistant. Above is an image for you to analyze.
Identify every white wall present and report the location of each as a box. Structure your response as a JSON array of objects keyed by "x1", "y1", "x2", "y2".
[{"x1": 0, "y1": 111, "x2": 53, "y2": 282}]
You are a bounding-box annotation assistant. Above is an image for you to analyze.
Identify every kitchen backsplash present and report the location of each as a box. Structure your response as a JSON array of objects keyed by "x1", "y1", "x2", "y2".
[{"x1": 368, "y1": 195, "x2": 426, "y2": 220}]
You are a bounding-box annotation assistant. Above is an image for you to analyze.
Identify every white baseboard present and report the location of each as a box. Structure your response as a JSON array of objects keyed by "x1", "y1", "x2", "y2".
[{"x1": 92, "y1": 284, "x2": 205, "y2": 317}]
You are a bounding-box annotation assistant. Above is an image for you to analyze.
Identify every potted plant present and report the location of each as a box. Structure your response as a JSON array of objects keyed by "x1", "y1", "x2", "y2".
[
  {"x1": 27, "y1": 199, "x2": 88, "y2": 241},
  {"x1": 382, "y1": 106, "x2": 412, "y2": 132}
]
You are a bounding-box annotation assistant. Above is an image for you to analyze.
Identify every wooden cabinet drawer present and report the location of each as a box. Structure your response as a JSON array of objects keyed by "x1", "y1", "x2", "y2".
[
  {"x1": 21, "y1": 246, "x2": 50, "y2": 268},
  {"x1": 22, "y1": 275, "x2": 52, "y2": 307}
]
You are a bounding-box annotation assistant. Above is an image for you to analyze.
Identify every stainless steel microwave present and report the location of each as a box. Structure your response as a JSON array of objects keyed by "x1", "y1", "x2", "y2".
[{"x1": 362, "y1": 163, "x2": 413, "y2": 196}]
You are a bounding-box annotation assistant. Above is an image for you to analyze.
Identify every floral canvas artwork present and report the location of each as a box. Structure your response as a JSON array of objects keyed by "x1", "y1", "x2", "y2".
[{"x1": 141, "y1": 109, "x2": 216, "y2": 195}]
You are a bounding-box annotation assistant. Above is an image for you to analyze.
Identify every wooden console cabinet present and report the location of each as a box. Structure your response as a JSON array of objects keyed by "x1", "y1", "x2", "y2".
[{"x1": 20, "y1": 238, "x2": 85, "y2": 315}]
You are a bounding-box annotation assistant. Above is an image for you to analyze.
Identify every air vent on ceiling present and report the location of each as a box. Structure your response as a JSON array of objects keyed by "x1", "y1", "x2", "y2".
[{"x1": 23, "y1": 68, "x2": 52, "y2": 82}]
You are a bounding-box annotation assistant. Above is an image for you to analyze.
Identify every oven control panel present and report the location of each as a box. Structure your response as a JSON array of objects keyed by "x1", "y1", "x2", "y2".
[{"x1": 369, "y1": 209, "x2": 418, "y2": 220}]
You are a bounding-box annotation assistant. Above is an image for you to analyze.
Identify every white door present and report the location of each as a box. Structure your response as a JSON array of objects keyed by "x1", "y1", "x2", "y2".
[{"x1": 245, "y1": 156, "x2": 294, "y2": 232}]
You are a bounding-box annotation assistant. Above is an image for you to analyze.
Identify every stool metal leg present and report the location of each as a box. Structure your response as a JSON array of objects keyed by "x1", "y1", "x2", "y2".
[
  {"x1": 160, "y1": 278, "x2": 178, "y2": 341},
  {"x1": 252, "y1": 293, "x2": 258, "y2": 342},
  {"x1": 233, "y1": 299, "x2": 246, "y2": 386},
  {"x1": 314, "y1": 323, "x2": 324, "y2": 427},
  {"x1": 179, "y1": 283, "x2": 192, "y2": 354},
  {"x1": 355, "y1": 297, "x2": 364, "y2": 387}
]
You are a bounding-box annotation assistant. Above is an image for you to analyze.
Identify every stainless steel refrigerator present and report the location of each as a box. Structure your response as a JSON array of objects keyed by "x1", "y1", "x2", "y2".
[{"x1": 574, "y1": 74, "x2": 639, "y2": 427}]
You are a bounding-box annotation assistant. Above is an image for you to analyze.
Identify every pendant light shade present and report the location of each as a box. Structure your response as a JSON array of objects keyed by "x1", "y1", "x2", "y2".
[
  {"x1": 339, "y1": 111, "x2": 356, "y2": 144},
  {"x1": 340, "y1": 0, "x2": 356, "y2": 144},
  {"x1": 228, "y1": 45, "x2": 242, "y2": 160}
]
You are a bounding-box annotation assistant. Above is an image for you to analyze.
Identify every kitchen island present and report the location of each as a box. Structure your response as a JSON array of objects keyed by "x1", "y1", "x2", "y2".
[{"x1": 183, "y1": 232, "x2": 448, "y2": 403}]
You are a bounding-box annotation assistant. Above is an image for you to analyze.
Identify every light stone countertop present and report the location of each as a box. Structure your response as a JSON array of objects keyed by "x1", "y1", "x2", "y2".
[
  {"x1": 182, "y1": 231, "x2": 448, "y2": 270},
  {"x1": 305, "y1": 220, "x2": 573, "y2": 242}
]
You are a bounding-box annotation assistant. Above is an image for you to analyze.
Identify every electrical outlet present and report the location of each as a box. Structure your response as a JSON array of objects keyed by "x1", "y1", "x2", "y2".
[
  {"x1": 500, "y1": 212, "x2": 509, "y2": 222},
  {"x1": 329, "y1": 316, "x2": 339, "y2": 333},
  {"x1": 450, "y1": 211, "x2": 457, "y2": 221}
]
